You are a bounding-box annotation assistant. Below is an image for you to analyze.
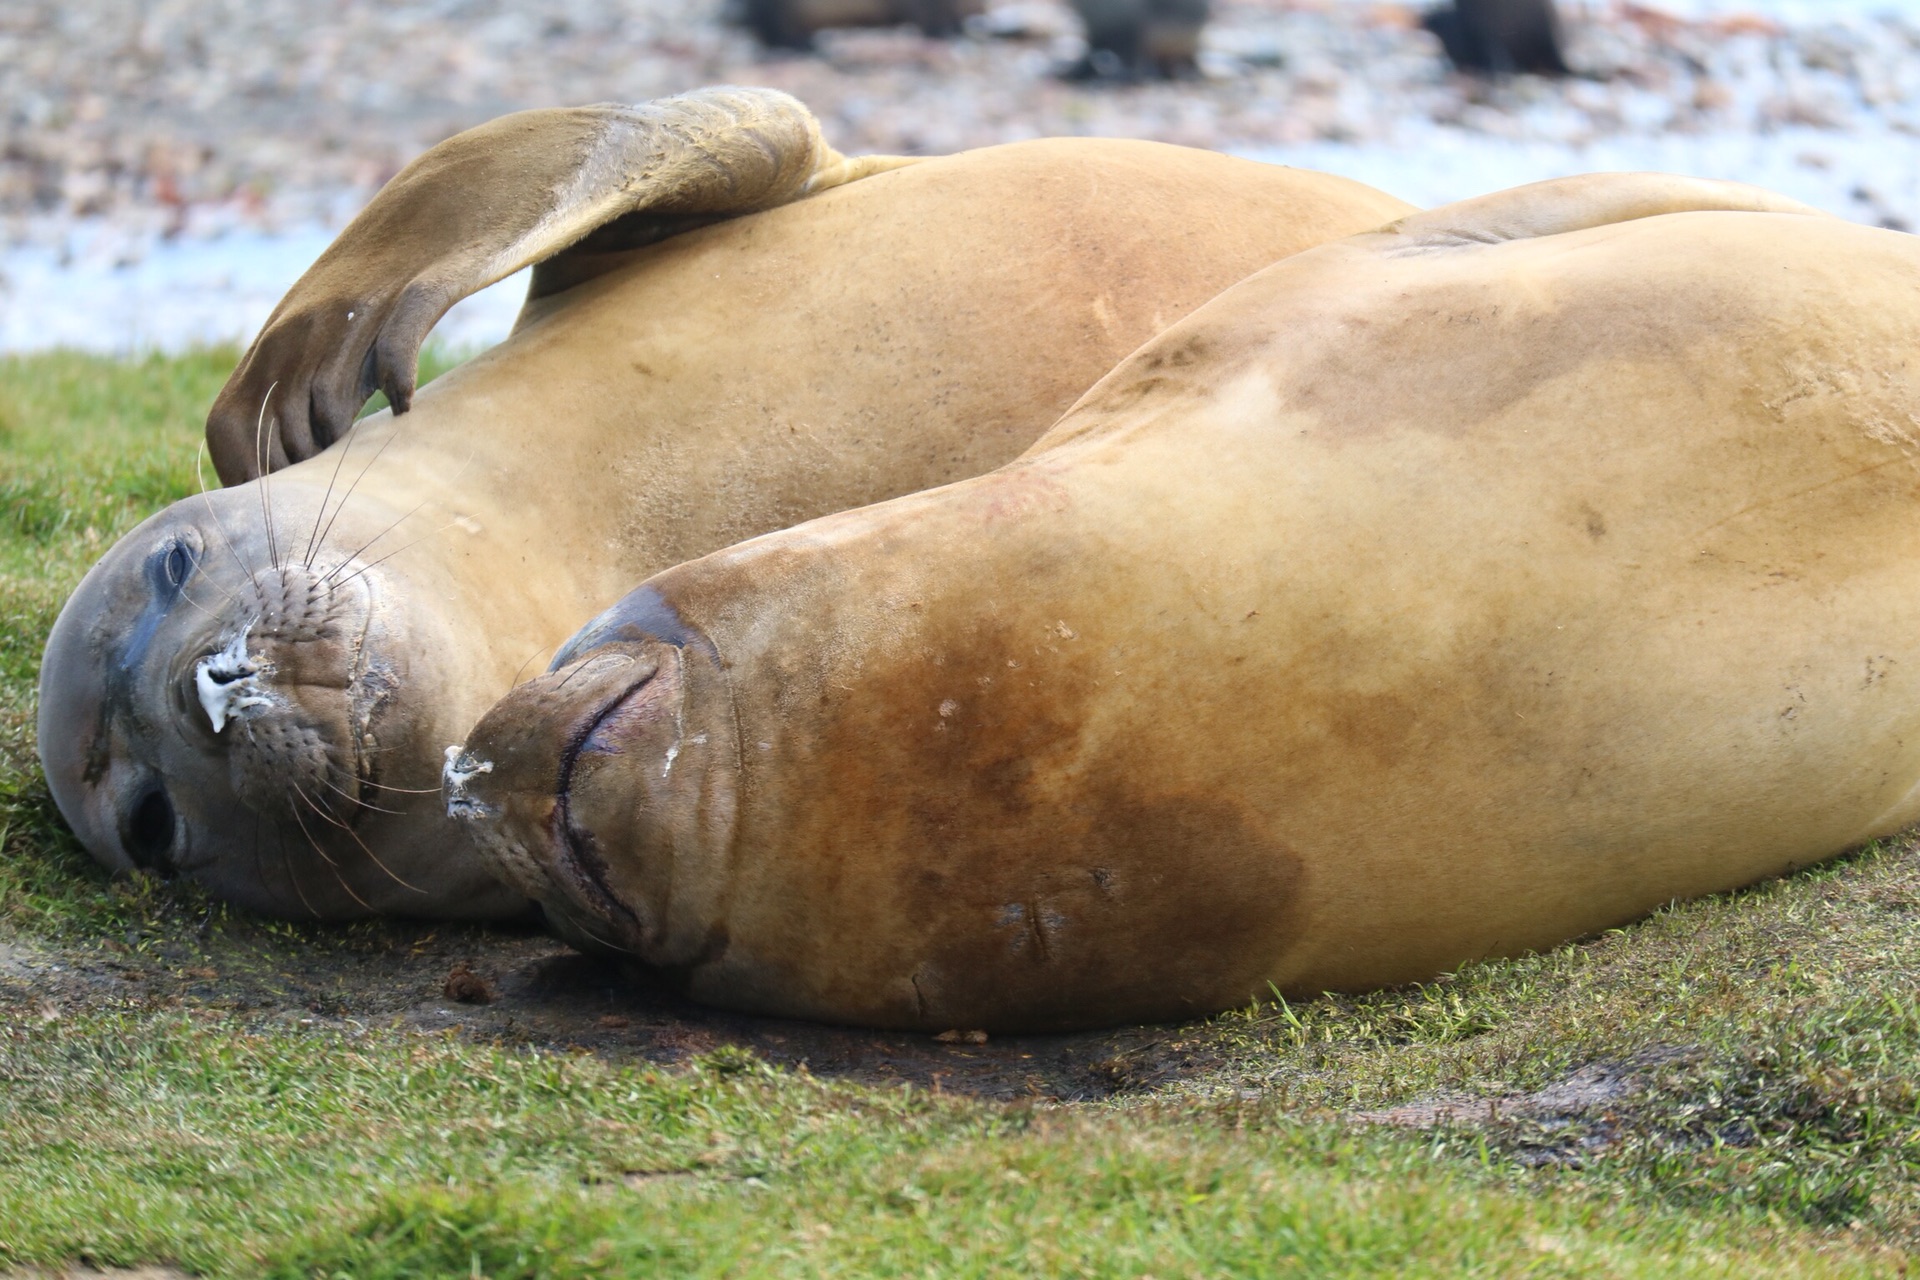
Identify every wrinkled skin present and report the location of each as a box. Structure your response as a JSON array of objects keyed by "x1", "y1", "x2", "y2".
[
  {"x1": 38, "y1": 106, "x2": 1412, "y2": 920},
  {"x1": 455, "y1": 175, "x2": 1920, "y2": 1033}
]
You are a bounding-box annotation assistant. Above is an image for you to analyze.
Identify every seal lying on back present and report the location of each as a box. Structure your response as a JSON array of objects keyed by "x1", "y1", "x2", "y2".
[
  {"x1": 36, "y1": 87, "x2": 1412, "y2": 920},
  {"x1": 452, "y1": 174, "x2": 1908, "y2": 1033}
]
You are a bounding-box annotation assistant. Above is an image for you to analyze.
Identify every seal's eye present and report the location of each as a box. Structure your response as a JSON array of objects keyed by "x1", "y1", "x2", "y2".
[
  {"x1": 140, "y1": 537, "x2": 197, "y2": 603},
  {"x1": 124, "y1": 785, "x2": 177, "y2": 874},
  {"x1": 164, "y1": 541, "x2": 192, "y2": 587}
]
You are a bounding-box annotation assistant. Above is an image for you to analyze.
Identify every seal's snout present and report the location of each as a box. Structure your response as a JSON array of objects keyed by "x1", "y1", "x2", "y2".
[
  {"x1": 448, "y1": 648, "x2": 662, "y2": 823},
  {"x1": 454, "y1": 631, "x2": 738, "y2": 967},
  {"x1": 450, "y1": 646, "x2": 672, "y2": 952},
  {"x1": 204, "y1": 562, "x2": 376, "y2": 819}
]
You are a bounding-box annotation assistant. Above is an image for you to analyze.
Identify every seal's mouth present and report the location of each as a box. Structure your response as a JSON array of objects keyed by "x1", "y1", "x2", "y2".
[{"x1": 549, "y1": 669, "x2": 666, "y2": 938}]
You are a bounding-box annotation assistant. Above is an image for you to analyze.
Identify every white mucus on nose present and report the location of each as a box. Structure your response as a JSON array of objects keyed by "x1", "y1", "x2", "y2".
[
  {"x1": 443, "y1": 745, "x2": 497, "y2": 820},
  {"x1": 194, "y1": 630, "x2": 273, "y2": 733}
]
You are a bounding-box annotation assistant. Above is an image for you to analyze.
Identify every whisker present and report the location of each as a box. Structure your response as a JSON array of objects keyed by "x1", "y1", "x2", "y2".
[
  {"x1": 289, "y1": 795, "x2": 373, "y2": 911},
  {"x1": 309, "y1": 414, "x2": 409, "y2": 572},
  {"x1": 295, "y1": 785, "x2": 426, "y2": 894},
  {"x1": 303, "y1": 404, "x2": 363, "y2": 569},
  {"x1": 317, "y1": 496, "x2": 436, "y2": 588},
  {"x1": 316, "y1": 770, "x2": 406, "y2": 816},
  {"x1": 325, "y1": 518, "x2": 461, "y2": 594},
  {"x1": 328, "y1": 761, "x2": 440, "y2": 796},
  {"x1": 319, "y1": 450, "x2": 477, "y2": 589},
  {"x1": 510, "y1": 642, "x2": 556, "y2": 689},
  {"x1": 172, "y1": 582, "x2": 229, "y2": 626},
  {"x1": 275, "y1": 825, "x2": 318, "y2": 916},
  {"x1": 555, "y1": 652, "x2": 631, "y2": 693},
  {"x1": 254, "y1": 382, "x2": 281, "y2": 570},
  {"x1": 292, "y1": 784, "x2": 354, "y2": 835},
  {"x1": 181, "y1": 561, "x2": 243, "y2": 612},
  {"x1": 557, "y1": 910, "x2": 640, "y2": 958},
  {"x1": 197, "y1": 441, "x2": 257, "y2": 581}
]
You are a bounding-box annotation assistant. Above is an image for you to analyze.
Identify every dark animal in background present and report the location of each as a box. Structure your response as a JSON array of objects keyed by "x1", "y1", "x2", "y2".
[
  {"x1": 741, "y1": 0, "x2": 983, "y2": 48},
  {"x1": 1423, "y1": 0, "x2": 1569, "y2": 75},
  {"x1": 1065, "y1": 0, "x2": 1212, "y2": 80}
]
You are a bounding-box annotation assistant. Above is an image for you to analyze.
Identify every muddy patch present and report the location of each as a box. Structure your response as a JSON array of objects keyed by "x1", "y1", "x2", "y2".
[{"x1": 1354, "y1": 1047, "x2": 1707, "y2": 1166}]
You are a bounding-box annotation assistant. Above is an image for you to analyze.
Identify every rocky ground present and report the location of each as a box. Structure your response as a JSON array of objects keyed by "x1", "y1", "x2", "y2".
[
  {"x1": 7, "y1": 0, "x2": 1920, "y2": 250},
  {"x1": 9, "y1": 0, "x2": 1920, "y2": 350}
]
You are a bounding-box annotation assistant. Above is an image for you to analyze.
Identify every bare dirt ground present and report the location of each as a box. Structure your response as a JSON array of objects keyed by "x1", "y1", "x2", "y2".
[
  {"x1": 0, "y1": 860, "x2": 1736, "y2": 1162},
  {"x1": 0, "y1": 896, "x2": 1240, "y2": 1103}
]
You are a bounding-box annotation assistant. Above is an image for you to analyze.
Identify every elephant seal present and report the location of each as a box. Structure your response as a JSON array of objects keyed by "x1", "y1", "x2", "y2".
[
  {"x1": 739, "y1": 0, "x2": 983, "y2": 51},
  {"x1": 1423, "y1": 0, "x2": 1570, "y2": 77},
  {"x1": 37, "y1": 88, "x2": 1411, "y2": 921},
  {"x1": 1064, "y1": 0, "x2": 1210, "y2": 81},
  {"x1": 451, "y1": 174, "x2": 1905, "y2": 1034}
]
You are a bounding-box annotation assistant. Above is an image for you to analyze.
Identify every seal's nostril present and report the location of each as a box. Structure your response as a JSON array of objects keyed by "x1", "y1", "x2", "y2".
[
  {"x1": 194, "y1": 631, "x2": 267, "y2": 733},
  {"x1": 443, "y1": 745, "x2": 498, "y2": 821},
  {"x1": 125, "y1": 785, "x2": 177, "y2": 875}
]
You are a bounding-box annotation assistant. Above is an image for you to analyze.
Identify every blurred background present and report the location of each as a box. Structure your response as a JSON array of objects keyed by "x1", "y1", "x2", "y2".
[{"x1": 2, "y1": 0, "x2": 1916, "y2": 354}]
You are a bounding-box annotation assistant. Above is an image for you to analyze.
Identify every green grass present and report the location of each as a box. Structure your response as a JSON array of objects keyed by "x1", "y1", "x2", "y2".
[
  {"x1": 0, "y1": 1010, "x2": 1891, "y2": 1278},
  {"x1": 0, "y1": 350, "x2": 1916, "y2": 1276},
  {"x1": 0, "y1": 349, "x2": 235, "y2": 951},
  {"x1": 1204, "y1": 843, "x2": 1920, "y2": 1236},
  {"x1": 0, "y1": 348, "x2": 467, "y2": 941}
]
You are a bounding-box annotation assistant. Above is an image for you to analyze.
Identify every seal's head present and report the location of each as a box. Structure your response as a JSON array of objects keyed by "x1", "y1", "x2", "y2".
[
  {"x1": 37, "y1": 487, "x2": 524, "y2": 918},
  {"x1": 445, "y1": 589, "x2": 738, "y2": 966}
]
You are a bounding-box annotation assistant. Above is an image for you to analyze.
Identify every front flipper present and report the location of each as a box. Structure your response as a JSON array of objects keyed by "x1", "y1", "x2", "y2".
[{"x1": 207, "y1": 86, "x2": 912, "y2": 483}]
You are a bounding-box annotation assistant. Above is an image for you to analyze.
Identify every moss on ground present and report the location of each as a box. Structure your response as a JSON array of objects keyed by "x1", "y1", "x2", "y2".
[{"x1": 0, "y1": 350, "x2": 1914, "y2": 1276}]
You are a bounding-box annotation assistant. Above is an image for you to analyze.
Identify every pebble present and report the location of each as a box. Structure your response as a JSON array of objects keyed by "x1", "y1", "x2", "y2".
[{"x1": 6, "y1": 0, "x2": 1920, "y2": 351}]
